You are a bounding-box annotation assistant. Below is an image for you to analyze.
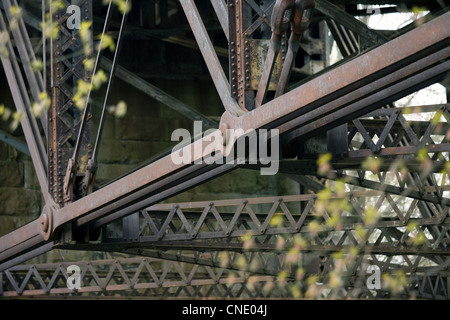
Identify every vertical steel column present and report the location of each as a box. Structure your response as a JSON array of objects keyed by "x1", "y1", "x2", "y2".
[
  {"x1": 229, "y1": 0, "x2": 310, "y2": 111},
  {"x1": 228, "y1": 0, "x2": 284, "y2": 111},
  {"x1": 48, "y1": 0, "x2": 93, "y2": 207},
  {"x1": 228, "y1": 0, "x2": 251, "y2": 110}
]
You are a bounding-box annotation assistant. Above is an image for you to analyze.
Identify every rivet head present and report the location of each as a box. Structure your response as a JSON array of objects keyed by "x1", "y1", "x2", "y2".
[{"x1": 41, "y1": 214, "x2": 49, "y2": 232}]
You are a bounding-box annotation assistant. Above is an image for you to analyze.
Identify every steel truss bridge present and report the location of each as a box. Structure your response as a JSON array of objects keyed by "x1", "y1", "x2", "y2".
[{"x1": 0, "y1": 0, "x2": 449, "y2": 299}]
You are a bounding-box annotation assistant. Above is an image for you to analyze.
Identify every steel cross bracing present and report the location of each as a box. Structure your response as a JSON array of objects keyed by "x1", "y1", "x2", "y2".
[
  {"x1": 86, "y1": 191, "x2": 450, "y2": 254},
  {"x1": 0, "y1": 256, "x2": 448, "y2": 298},
  {"x1": 0, "y1": 0, "x2": 450, "y2": 299},
  {"x1": 48, "y1": 0, "x2": 94, "y2": 208}
]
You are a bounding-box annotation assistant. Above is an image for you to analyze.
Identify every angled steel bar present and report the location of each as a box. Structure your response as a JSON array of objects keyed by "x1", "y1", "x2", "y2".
[
  {"x1": 67, "y1": 234, "x2": 450, "y2": 256},
  {"x1": 100, "y1": 58, "x2": 217, "y2": 129},
  {"x1": 279, "y1": 48, "x2": 450, "y2": 149},
  {"x1": 0, "y1": 243, "x2": 53, "y2": 273},
  {"x1": 279, "y1": 169, "x2": 450, "y2": 206},
  {"x1": 82, "y1": 1, "x2": 128, "y2": 196},
  {"x1": 210, "y1": 0, "x2": 229, "y2": 41},
  {"x1": 346, "y1": 104, "x2": 450, "y2": 202},
  {"x1": 315, "y1": 0, "x2": 388, "y2": 45},
  {"x1": 0, "y1": 10, "x2": 50, "y2": 203},
  {"x1": 0, "y1": 128, "x2": 30, "y2": 155},
  {"x1": 326, "y1": 18, "x2": 354, "y2": 57},
  {"x1": 298, "y1": 63, "x2": 448, "y2": 139},
  {"x1": 277, "y1": 102, "x2": 450, "y2": 204},
  {"x1": 180, "y1": 0, "x2": 245, "y2": 116},
  {"x1": 2, "y1": 0, "x2": 47, "y2": 134},
  {"x1": 0, "y1": 257, "x2": 293, "y2": 298}
]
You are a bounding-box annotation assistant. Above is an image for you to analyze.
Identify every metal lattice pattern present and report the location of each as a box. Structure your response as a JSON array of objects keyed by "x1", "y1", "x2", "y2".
[
  {"x1": 48, "y1": 0, "x2": 93, "y2": 206},
  {"x1": 100, "y1": 193, "x2": 449, "y2": 251},
  {"x1": 282, "y1": 104, "x2": 450, "y2": 204},
  {"x1": 0, "y1": 258, "x2": 292, "y2": 298},
  {"x1": 1, "y1": 257, "x2": 448, "y2": 299}
]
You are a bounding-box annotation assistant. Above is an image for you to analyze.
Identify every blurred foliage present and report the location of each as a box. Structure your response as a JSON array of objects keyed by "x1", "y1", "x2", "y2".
[
  {"x1": 0, "y1": 0, "x2": 447, "y2": 300},
  {"x1": 0, "y1": 0, "x2": 127, "y2": 133},
  {"x1": 214, "y1": 148, "x2": 445, "y2": 299}
]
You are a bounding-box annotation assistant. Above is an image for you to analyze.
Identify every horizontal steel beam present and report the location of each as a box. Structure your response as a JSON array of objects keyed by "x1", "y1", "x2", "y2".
[{"x1": 59, "y1": 240, "x2": 450, "y2": 256}]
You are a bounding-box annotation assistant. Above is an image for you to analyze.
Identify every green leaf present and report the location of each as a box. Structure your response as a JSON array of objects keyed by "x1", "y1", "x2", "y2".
[
  {"x1": 31, "y1": 59, "x2": 43, "y2": 71},
  {"x1": 325, "y1": 211, "x2": 341, "y2": 229},
  {"x1": 269, "y1": 213, "x2": 284, "y2": 227},
  {"x1": 92, "y1": 70, "x2": 107, "y2": 89},
  {"x1": 317, "y1": 188, "x2": 332, "y2": 201},
  {"x1": 317, "y1": 153, "x2": 332, "y2": 166},
  {"x1": 97, "y1": 33, "x2": 116, "y2": 52},
  {"x1": 412, "y1": 6, "x2": 427, "y2": 15},
  {"x1": 114, "y1": 101, "x2": 127, "y2": 118},
  {"x1": 364, "y1": 205, "x2": 381, "y2": 226},
  {"x1": 83, "y1": 58, "x2": 95, "y2": 72},
  {"x1": 0, "y1": 31, "x2": 10, "y2": 58},
  {"x1": 362, "y1": 156, "x2": 383, "y2": 173},
  {"x1": 332, "y1": 250, "x2": 344, "y2": 260},
  {"x1": 308, "y1": 220, "x2": 322, "y2": 234},
  {"x1": 416, "y1": 147, "x2": 429, "y2": 162},
  {"x1": 9, "y1": 6, "x2": 22, "y2": 19}
]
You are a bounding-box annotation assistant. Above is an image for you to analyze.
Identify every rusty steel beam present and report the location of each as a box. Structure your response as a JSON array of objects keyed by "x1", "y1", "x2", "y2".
[
  {"x1": 283, "y1": 52, "x2": 450, "y2": 142},
  {"x1": 0, "y1": 10, "x2": 50, "y2": 204},
  {"x1": 219, "y1": 11, "x2": 450, "y2": 135},
  {"x1": 2, "y1": 0, "x2": 47, "y2": 135},
  {"x1": 76, "y1": 242, "x2": 450, "y2": 256},
  {"x1": 210, "y1": 0, "x2": 229, "y2": 41},
  {"x1": 0, "y1": 11, "x2": 449, "y2": 271},
  {"x1": 80, "y1": 191, "x2": 450, "y2": 255}
]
